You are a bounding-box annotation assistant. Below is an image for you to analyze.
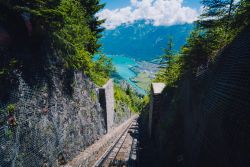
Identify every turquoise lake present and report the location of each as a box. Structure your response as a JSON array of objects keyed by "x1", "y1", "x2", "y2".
[{"x1": 106, "y1": 55, "x2": 146, "y2": 95}]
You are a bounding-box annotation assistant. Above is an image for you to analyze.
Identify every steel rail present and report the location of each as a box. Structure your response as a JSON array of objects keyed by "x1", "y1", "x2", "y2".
[{"x1": 93, "y1": 120, "x2": 135, "y2": 167}]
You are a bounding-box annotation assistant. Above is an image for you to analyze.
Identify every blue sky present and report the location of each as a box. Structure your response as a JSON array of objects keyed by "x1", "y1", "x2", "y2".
[
  {"x1": 101, "y1": 0, "x2": 131, "y2": 10},
  {"x1": 98, "y1": 0, "x2": 201, "y2": 29},
  {"x1": 101, "y1": 0, "x2": 201, "y2": 10}
]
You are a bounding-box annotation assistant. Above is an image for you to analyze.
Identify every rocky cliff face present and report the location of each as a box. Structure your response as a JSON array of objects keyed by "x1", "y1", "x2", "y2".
[
  {"x1": 0, "y1": 9, "x2": 133, "y2": 166},
  {"x1": 0, "y1": 65, "x2": 108, "y2": 166}
]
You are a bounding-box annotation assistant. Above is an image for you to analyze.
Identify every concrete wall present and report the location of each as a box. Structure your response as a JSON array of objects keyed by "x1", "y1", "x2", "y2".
[
  {"x1": 149, "y1": 83, "x2": 166, "y2": 138},
  {"x1": 148, "y1": 26, "x2": 250, "y2": 167},
  {"x1": 187, "y1": 26, "x2": 250, "y2": 167},
  {"x1": 99, "y1": 79, "x2": 115, "y2": 132}
]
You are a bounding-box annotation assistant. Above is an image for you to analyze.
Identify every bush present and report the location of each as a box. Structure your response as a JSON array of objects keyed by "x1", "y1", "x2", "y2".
[
  {"x1": 114, "y1": 84, "x2": 144, "y2": 113},
  {"x1": 7, "y1": 104, "x2": 16, "y2": 114}
]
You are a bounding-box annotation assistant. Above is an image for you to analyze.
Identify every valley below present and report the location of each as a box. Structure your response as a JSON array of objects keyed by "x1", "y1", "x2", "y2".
[
  {"x1": 108, "y1": 55, "x2": 160, "y2": 95},
  {"x1": 130, "y1": 61, "x2": 159, "y2": 92},
  {"x1": 101, "y1": 22, "x2": 194, "y2": 95}
]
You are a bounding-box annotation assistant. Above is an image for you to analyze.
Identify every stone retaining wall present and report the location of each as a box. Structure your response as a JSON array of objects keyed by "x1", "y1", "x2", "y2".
[
  {"x1": 0, "y1": 70, "x2": 107, "y2": 167},
  {"x1": 0, "y1": 69, "x2": 133, "y2": 167}
]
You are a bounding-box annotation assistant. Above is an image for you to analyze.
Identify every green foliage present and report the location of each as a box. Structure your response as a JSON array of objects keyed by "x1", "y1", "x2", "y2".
[
  {"x1": 199, "y1": 0, "x2": 250, "y2": 36},
  {"x1": 175, "y1": 0, "x2": 250, "y2": 75},
  {"x1": 181, "y1": 26, "x2": 230, "y2": 71},
  {"x1": 141, "y1": 95, "x2": 150, "y2": 107},
  {"x1": 155, "y1": 55, "x2": 183, "y2": 87},
  {"x1": 7, "y1": 104, "x2": 16, "y2": 114},
  {"x1": 153, "y1": 3, "x2": 250, "y2": 163},
  {"x1": 5, "y1": 129, "x2": 13, "y2": 138},
  {"x1": 53, "y1": 0, "x2": 112, "y2": 85},
  {"x1": 233, "y1": 0, "x2": 250, "y2": 29},
  {"x1": 1, "y1": 0, "x2": 63, "y2": 32},
  {"x1": 80, "y1": 0, "x2": 106, "y2": 48},
  {"x1": 0, "y1": 0, "x2": 113, "y2": 87},
  {"x1": 54, "y1": 0, "x2": 95, "y2": 69},
  {"x1": 200, "y1": 0, "x2": 237, "y2": 28},
  {"x1": 155, "y1": 38, "x2": 184, "y2": 87},
  {"x1": 114, "y1": 85, "x2": 143, "y2": 113},
  {"x1": 160, "y1": 38, "x2": 174, "y2": 69},
  {"x1": 91, "y1": 54, "x2": 115, "y2": 86},
  {"x1": 90, "y1": 90, "x2": 97, "y2": 101},
  {"x1": 162, "y1": 0, "x2": 249, "y2": 83},
  {"x1": 155, "y1": 0, "x2": 250, "y2": 86}
]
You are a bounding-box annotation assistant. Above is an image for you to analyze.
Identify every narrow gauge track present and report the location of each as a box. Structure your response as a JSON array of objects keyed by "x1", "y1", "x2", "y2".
[{"x1": 93, "y1": 119, "x2": 137, "y2": 167}]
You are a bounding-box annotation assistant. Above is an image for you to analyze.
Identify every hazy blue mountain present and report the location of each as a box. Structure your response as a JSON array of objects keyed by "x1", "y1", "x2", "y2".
[{"x1": 100, "y1": 20, "x2": 194, "y2": 60}]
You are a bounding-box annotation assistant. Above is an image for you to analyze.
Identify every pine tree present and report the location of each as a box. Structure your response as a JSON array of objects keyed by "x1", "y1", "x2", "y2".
[
  {"x1": 80, "y1": 0, "x2": 105, "y2": 54},
  {"x1": 0, "y1": 0, "x2": 113, "y2": 87},
  {"x1": 0, "y1": 0, "x2": 63, "y2": 32},
  {"x1": 200, "y1": 0, "x2": 238, "y2": 28},
  {"x1": 155, "y1": 38, "x2": 178, "y2": 83},
  {"x1": 160, "y1": 38, "x2": 174, "y2": 69},
  {"x1": 233, "y1": 0, "x2": 250, "y2": 28}
]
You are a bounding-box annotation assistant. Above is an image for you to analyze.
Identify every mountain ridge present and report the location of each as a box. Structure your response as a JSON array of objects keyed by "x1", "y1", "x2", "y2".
[{"x1": 100, "y1": 21, "x2": 194, "y2": 60}]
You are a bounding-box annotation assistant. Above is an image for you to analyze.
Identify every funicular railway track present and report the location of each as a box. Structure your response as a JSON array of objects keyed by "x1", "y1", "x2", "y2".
[{"x1": 93, "y1": 119, "x2": 138, "y2": 167}]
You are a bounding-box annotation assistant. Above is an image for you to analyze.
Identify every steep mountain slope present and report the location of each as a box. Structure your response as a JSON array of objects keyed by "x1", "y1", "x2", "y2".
[{"x1": 100, "y1": 21, "x2": 194, "y2": 60}]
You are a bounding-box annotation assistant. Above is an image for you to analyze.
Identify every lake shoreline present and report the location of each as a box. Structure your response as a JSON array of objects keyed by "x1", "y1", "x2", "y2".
[{"x1": 106, "y1": 54, "x2": 160, "y2": 95}]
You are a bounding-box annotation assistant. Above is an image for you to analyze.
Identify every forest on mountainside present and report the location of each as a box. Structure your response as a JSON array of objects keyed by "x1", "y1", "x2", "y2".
[{"x1": 155, "y1": 0, "x2": 250, "y2": 86}]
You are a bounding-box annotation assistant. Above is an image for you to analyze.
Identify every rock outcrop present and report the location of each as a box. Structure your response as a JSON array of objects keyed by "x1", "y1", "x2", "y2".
[{"x1": 0, "y1": 66, "x2": 107, "y2": 167}]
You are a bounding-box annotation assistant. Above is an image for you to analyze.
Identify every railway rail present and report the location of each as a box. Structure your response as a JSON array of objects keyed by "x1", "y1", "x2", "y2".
[{"x1": 93, "y1": 118, "x2": 138, "y2": 167}]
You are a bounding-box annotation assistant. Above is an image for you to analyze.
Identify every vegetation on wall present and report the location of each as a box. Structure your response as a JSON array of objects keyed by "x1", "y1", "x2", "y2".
[
  {"x1": 155, "y1": 38, "x2": 183, "y2": 87},
  {"x1": 184, "y1": 0, "x2": 250, "y2": 72},
  {"x1": 0, "y1": 0, "x2": 112, "y2": 92},
  {"x1": 0, "y1": 0, "x2": 147, "y2": 115},
  {"x1": 155, "y1": 0, "x2": 250, "y2": 86},
  {"x1": 114, "y1": 85, "x2": 144, "y2": 113}
]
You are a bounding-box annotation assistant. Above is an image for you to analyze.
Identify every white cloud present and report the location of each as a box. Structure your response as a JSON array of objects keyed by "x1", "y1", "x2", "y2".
[{"x1": 97, "y1": 0, "x2": 199, "y2": 29}]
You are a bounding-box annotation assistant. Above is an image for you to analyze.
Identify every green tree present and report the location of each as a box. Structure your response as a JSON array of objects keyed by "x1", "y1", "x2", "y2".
[
  {"x1": 155, "y1": 0, "x2": 250, "y2": 86},
  {"x1": 155, "y1": 39, "x2": 184, "y2": 86},
  {"x1": 114, "y1": 84, "x2": 143, "y2": 113},
  {"x1": 54, "y1": 0, "x2": 112, "y2": 85},
  {"x1": 156, "y1": 38, "x2": 175, "y2": 82},
  {"x1": 155, "y1": 55, "x2": 183, "y2": 87},
  {"x1": 160, "y1": 38, "x2": 174, "y2": 69},
  {"x1": 80, "y1": 0, "x2": 105, "y2": 54},
  {"x1": 0, "y1": 0, "x2": 113, "y2": 89},
  {"x1": 91, "y1": 54, "x2": 115, "y2": 85},
  {"x1": 0, "y1": 0, "x2": 63, "y2": 32},
  {"x1": 200, "y1": 0, "x2": 238, "y2": 28},
  {"x1": 233, "y1": 0, "x2": 250, "y2": 29}
]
